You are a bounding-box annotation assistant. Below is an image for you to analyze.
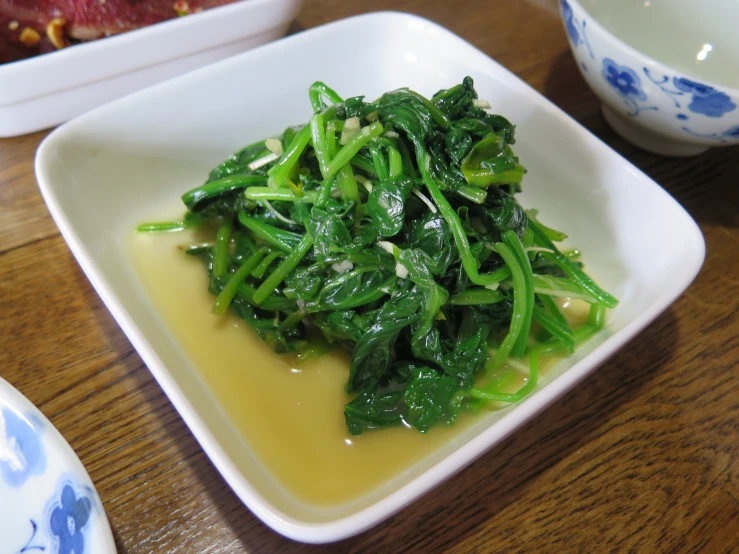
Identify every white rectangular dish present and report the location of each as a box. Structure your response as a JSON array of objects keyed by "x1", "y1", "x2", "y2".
[
  {"x1": 34, "y1": 11, "x2": 705, "y2": 543},
  {"x1": 0, "y1": 0, "x2": 303, "y2": 137}
]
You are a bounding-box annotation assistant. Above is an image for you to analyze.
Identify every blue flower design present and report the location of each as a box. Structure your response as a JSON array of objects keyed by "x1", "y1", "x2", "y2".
[
  {"x1": 673, "y1": 77, "x2": 737, "y2": 118},
  {"x1": 723, "y1": 125, "x2": 739, "y2": 138},
  {"x1": 560, "y1": 0, "x2": 579, "y2": 43},
  {"x1": 559, "y1": 0, "x2": 594, "y2": 58},
  {"x1": 50, "y1": 484, "x2": 92, "y2": 554},
  {"x1": 674, "y1": 77, "x2": 714, "y2": 96},
  {"x1": 603, "y1": 59, "x2": 647, "y2": 101},
  {"x1": 0, "y1": 407, "x2": 46, "y2": 487},
  {"x1": 687, "y1": 92, "x2": 736, "y2": 118}
]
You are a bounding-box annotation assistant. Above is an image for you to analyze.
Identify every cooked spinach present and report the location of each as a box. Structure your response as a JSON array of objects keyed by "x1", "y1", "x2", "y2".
[{"x1": 139, "y1": 77, "x2": 617, "y2": 435}]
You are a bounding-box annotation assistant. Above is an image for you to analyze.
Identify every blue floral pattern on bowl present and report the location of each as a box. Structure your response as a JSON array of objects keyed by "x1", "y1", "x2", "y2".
[
  {"x1": 560, "y1": 0, "x2": 579, "y2": 43},
  {"x1": 673, "y1": 78, "x2": 737, "y2": 118},
  {"x1": 1, "y1": 407, "x2": 46, "y2": 488},
  {"x1": 50, "y1": 482, "x2": 93, "y2": 554},
  {"x1": 644, "y1": 70, "x2": 739, "y2": 127},
  {"x1": 559, "y1": 0, "x2": 739, "y2": 151},
  {"x1": 560, "y1": 0, "x2": 594, "y2": 59},
  {"x1": 603, "y1": 59, "x2": 645, "y2": 100},
  {"x1": 602, "y1": 59, "x2": 656, "y2": 116}
]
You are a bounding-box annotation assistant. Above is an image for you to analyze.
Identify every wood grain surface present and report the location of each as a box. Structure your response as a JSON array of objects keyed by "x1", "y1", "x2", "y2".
[{"x1": 1, "y1": 1, "x2": 738, "y2": 552}]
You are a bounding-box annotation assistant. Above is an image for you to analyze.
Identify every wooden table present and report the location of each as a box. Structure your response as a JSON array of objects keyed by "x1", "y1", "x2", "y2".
[{"x1": 2, "y1": 1, "x2": 738, "y2": 552}]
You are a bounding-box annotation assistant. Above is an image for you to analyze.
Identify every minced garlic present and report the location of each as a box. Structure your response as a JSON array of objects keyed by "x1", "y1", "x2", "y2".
[
  {"x1": 46, "y1": 18, "x2": 66, "y2": 50},
  {"x1": 19, "y1": 27, "x2": 40, "y2": 47}
]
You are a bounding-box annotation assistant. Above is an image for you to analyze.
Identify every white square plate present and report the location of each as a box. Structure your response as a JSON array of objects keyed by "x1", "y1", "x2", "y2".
[{"x1": 34, "y1": 11, "x2": 705, "y2": 543}]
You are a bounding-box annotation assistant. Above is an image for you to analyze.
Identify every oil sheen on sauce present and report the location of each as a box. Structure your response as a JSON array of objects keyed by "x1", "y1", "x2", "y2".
[{"x1": 130, "y1": 229, "x2": 588, "y2": 507}]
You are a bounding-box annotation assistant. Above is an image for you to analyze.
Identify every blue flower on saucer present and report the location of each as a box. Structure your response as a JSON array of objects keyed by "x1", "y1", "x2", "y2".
[
  {"x1": 674, "y1": 77, "x2": 737, "y2": 118},
  {"x1": 723, "y1": 125, "x2": 739, "y2": 138},
  {"x1": 50, "y1": 484, "x2": 93, "y2": 554},
  {"x1": 0, "y1": 407, "x2": 46, "y2": 487},
  {"x1": 560, "y1": 0, "x2": 579, "y2": 44},
  {"x1": 603, "y1": 59, "x2": 646, "y2": 101}
]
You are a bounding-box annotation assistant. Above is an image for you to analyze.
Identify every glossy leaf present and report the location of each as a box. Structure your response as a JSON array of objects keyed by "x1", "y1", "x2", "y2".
[{"x1": 461, "y1": 133, "x2": 525, "y2": 187}]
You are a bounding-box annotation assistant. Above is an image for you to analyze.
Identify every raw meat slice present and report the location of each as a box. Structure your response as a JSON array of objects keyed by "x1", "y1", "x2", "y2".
[{"x1": 0, "y1": 0, "x2": 237, "y2": 42}]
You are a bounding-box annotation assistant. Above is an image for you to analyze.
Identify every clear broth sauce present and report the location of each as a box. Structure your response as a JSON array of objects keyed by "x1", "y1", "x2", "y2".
[{"x1": 130, "y1": 229, "x2": 586, "y2": 506}]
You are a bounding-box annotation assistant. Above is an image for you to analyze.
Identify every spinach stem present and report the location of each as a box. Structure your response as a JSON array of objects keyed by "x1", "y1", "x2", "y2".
[
  {"x1": 237, "y1": 212, "x2": 302, "y2": 252},
  {"x1": 488, "y1": 242, "x2": 528, "y2": 372},
  {"x1": 337, "y1": 165, "x2": 360, "y2": 204},
  {"x1": 532, "y1": 304, "x2": 574, "y2": 350},
  {"x1": 213, "y1": 217, "x2": 233, "y2": 278},
  {"x1": 588, "y1": 304, "x2": 606, "y2": 329},
  {"x1": 297, "y1": 341, "x2": 332, "y2": 362},
  {"x1": 350, "y1": 154, "x2": 377, "y2": 175},
  {"x1": 530, "y1": 274, "x2": 600, "y2": 303},
  {"x1": 472, "y1": 324, "x2": 602, "y2": 404},
  {"x1": 326, "y1": 120, "x2": 343, "y2": 160},
  {"x1": 328, "y1": 122, "x2": 360, "y2": 212},
  {"x1": 370, "y1": 144, "x2": 389, "y2": 181},
  {"x1": 267, "y1": 125, "x2": 311, "y2": 189},
  {"x1": 527, "y1": 210, "x2": 568, "y2": 242},
  {"x1": 529, "y1": 219, "x2": 618, "y2": 308},
  {"x1": 316, "y1": 177, "x2": 334, "y2": 207},
  {"x1": 310, "y1": 113, "x2": 331, "y2": 178},
  {"x1": 469, "y1": 349, "x2": 540, "y2": 403},
  {"x1": 407, "y1": 90, "x2": 450, "y2": 129},
  {"x1": 137, "y1": 221, "x2": 189, "y2": 232},
  {"x1": 212, "y1": 249, "x2": 266, "y2": 315},
  {"x1": 308, "y1": 81, "x2": 344, "y2": 112},
  {"x1": 236, "y1": 282, "x2": 294, "y2": 310},
  {"x1": 325, "y1": 122, "x2": 384, "y2": 179},
  {"x1": 469, "y1": 323, "x2": 601, "y2": 404},
  {"x1": 449, "y1": 288, "x2": 505, "y2": 306},
  {"x1": 538, "y1": 293, "x2": 569, "y2": 327},
  {"x1": 253, "y1": 234, "x2": 313, "y2": 305},
  {"x1": 181, "y1": 175, "x2": 267, "y2": 209},
  {"x1": 502, "y1": 231, "x2": 535, "y2": 358},
  {"x1": 244, "y1": 187, "x2": 318, "y2": 203},
  {"x1": 251, "y1": 251, "x2": 283, "y2": 279},
  {"x1": 397, "y1": 138, "x2": 417, "y2": 178},
  {"x1": 417, "y1": 147, "x2": 512, "y2": 286},
  {"x1": 522, "y1": 227, "x2": 535, "y2": 253},
  {"x1": 457, "y1": 186, "x2": 487, "y2": 204}
]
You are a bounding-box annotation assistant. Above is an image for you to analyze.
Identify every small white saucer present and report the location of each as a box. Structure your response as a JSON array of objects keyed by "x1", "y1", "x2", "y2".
[{"x1": 0, "y1": 377, "x2": 117, "y2": 553}]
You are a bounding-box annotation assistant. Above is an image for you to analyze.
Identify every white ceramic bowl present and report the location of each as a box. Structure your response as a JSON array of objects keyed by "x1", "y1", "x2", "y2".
[
  {"x1": 0, "y1": 0, "x2": 303, "y2": 138},
  {"x1": 559, "y1": 0, "x2": 739, "y2": 156},
  {"x1": 35, "y1": 11, "x2": 705, "y2": 543},
  {"x1": 0, "y1": 377, "x2": 116, "y2": 554}
]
